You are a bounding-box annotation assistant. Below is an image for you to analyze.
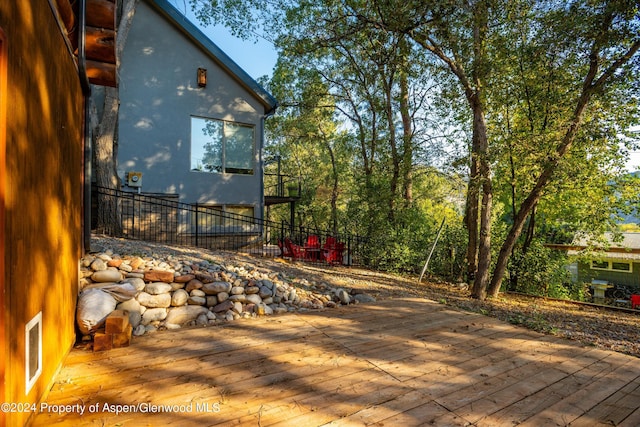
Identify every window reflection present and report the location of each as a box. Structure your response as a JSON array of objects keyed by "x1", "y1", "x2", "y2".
[{"x1": 191, "y1": 117, "x2": 254, "y2": 174}]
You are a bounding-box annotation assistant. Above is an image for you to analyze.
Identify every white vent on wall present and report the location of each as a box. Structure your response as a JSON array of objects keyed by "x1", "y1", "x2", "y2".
[{"x1": 25, "y1": 312, "x2": 42, "y2": 394}]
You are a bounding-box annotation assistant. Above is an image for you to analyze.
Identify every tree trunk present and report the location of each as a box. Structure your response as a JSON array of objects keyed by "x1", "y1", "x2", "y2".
[
  {"x1": 383, "y1": 71, "x2": 400, "y2": 222},
  {"x1": 92, "y1": 0, "x2": 139, "y2": 233},
  {"x1": 326, "y1": 138, "x2": 339, "y2": 235},
  {"x1": 486, "y1": 183, "x2": 541, "y2": 298},
  {"x1": 465, "y1": 144, "x2": 480, "y2": 287},
  {"x1": 399, "y1": 68, "x2": 413, "y2": 204},
  {"x1": 94, "y1": 86, "x2": 122, "y2": 233},
  {"x1": 523, "y1": 205, "x2": 536, "y2": 253},
  {"x1": 470, "y1": 103, "x2": 491, "y2": 299}
]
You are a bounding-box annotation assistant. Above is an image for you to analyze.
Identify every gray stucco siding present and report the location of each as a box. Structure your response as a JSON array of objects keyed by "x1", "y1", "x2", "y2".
[{"x1": 117, "y1": 1, "x2": 264, "y2": 212}]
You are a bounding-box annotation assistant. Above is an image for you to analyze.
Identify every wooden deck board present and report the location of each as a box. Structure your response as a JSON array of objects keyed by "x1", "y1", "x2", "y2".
[
  {"x1": 474, "y1": 348, "x2": 620, "y2": 426},
  {"x1": 30, "y1": 297, "x2": 640, "y2": 426},
  {"x1": 570, "y1": 375, "x2": 640, "y2": 426}
]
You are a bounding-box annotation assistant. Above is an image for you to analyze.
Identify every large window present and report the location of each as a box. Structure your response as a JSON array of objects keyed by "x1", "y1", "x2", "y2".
[
  {"x1": 590, "y1": 259, "x2": 633, "y2": 273},
  {"x1": 191, "y1": 117, "x2": 255, "y2": 175}
]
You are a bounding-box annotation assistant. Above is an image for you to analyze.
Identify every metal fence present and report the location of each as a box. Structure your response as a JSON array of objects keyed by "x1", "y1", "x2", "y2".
[
  {"x1": 264, "y1": 172, "x2": 300, "y2": 198},
  {"x1": 93, "y1": 186, "x2": 367, "y2": 266}
]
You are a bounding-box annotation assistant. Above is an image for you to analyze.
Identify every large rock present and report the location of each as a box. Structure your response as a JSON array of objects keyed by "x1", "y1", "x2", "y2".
[
  {"x1": 121, "y1": 277, "x2": 145, "y2": 291},
  {"x1": 185, "y1": 279, "x2": 203, "y2": 292},
  {"x1": 169, "y1": 282, "x2": 185, "y2": 291},
  {"x1": 91, "y1": 269, "x2": 122, "y2": 283},
  {"x1": 245, "y1": 294, "x2": 263, "y2": 305},
  {"x1": 354, "y1": 293, "x2": 376, "y2": 303},
  {"x1": 212, "y1": 300, "x2": 234, "y2": 313},
  {"x1": 144, "y1": 270, "x2": 174, "y2": 283},
  {"x1": 259, "y1": 286, "x2": 273, "y2": 298},
  {"x1": 174, "y1": 274, "x2": 195, "y2": 283},
  {"x1": 261, "y1": 279, "x2": 274, "y2": 290},
  {"x1": 245, "y1": 286, "x2": 260, "y2": 295},
  {"x1": 336, "y1": 289, "x2": 351, "y2": 305},
  {"x1": 173, "y1": 274, "x2": 196, "y2": 283},
  {"x1": 129, "y1": 257, "x2": 145, "y2": 270},
  {"x1": 195, "y1": 272, "x2": 216, "y2": 283},
  {"x1": 116, "y1": 299, "x2": 143, "y2": 328},
  {"x1": 137, "y1": 292, "x2": 171, "y2": 308},
  {"x1": 202, "y1": 281, "x2": 232, "y2": 295},
  {"x1": 206, "y1": 295, "x2": 218, "y2": 307},
  {"x1": 164, "y1": 305, "x2": 209, "y2": 326},
  {"x1": 133, "y1": 325, "x2": 146, "y2": 336},
  {"x1": 107, "y1": 259, "x2": 123, "y2": 268},
  {"x1": 228, "y1": 294, "x2": 247, "y2": 303},
  {"x1": 145, "y1": 282, "x2": 173, "y2": 295},
  {"x1": 171, "y1": 289, "x2": 189, "y2": 307},
  {"x1": 187, "y1": 296, "x2": 206, "y2": 306},
  {"x1": 230, "y1": 286, "x2": 245, "y2": 295},
  {"x1": 196, "y1": 314, "x2": 209, "y2": 326},
  {"x1": 90, "y1": 258, "x2": 107, "y2": 272},
  {"x1": 141, "y1": 308, "x2": 167, "y2": 325},
  {"x1": 117, "y1": 298, "x2": 142, "y2": 314},
  {"x1": 232, "y1": 301, "x2": 243, "y2": 314}
]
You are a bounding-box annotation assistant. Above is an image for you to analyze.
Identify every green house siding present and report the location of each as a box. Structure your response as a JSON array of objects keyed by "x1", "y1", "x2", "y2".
[{"x1": 577, "y1": 261, "x2": 640, "y2": 289}]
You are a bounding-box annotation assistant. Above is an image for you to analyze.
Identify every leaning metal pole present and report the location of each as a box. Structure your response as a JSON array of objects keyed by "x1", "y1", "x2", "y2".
[{"x1": 418, "y1": 217, "x2": 446, "y2": 283}]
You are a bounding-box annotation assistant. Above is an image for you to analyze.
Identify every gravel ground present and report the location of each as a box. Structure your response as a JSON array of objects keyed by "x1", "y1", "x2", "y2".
[{"x1": 91, "y1": 235, "x2": 640, "y2": 359}]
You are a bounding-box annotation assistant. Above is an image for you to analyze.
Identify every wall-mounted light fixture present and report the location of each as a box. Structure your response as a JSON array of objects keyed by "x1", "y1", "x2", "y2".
[{"x1": 197, "y1": 68, "x2": 207, "y2": 87}]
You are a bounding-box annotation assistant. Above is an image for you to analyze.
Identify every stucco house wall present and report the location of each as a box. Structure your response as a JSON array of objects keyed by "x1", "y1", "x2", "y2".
[{"x1": 117, "y1": 0, "x2": 276, "y2": 221}]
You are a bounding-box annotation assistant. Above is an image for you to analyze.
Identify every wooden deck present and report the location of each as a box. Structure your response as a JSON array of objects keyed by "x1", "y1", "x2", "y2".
[{"x1": 31, "y1": 298, "x2": 640, "y2": 426}]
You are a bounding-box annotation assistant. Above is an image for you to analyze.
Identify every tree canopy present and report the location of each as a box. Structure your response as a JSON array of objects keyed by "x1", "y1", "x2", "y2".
[{"x1": 186, "y1": 0, "x2": 640, "y2": 300}]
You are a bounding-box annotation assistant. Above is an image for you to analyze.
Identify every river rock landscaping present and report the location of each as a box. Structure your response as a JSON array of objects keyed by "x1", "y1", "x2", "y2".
[{"x1": 79, "y1": 237, "x2": 375, "y2": 340}]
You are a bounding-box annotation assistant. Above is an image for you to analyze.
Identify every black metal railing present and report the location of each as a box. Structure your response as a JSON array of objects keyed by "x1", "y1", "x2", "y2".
[
  {"x1": 93, "y1": 186, "x2": 367, "y2": 266},
  {"x1": 264, "y1": 173, "x2": 301, "y2": 199}
]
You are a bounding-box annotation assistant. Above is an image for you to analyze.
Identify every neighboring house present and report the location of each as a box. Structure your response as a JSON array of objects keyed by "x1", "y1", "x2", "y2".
[
  {"x1": 549, "y1": 233, "x2": 640, "y2": 290},
  {"x1": 117, "y1": 0, "x2": 278, "y2": 225},
  {"x1": 1, "y1": 1, "x2": 116, "y2": 425}
]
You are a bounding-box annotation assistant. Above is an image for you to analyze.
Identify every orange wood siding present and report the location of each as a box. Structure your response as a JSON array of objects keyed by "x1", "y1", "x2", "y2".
[
  {"x1": 0, "y1": 2, "x2": 83, "y2": 426},
  {"x1": 0, "y1": 25, "x2": 8, "y2": 427}
]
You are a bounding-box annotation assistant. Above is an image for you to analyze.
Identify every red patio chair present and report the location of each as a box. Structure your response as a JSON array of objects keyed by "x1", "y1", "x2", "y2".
[
  {"x1": 277, "y1": 239, "x2": 292, "y2": 258},
  {"x1": 306, "y1": 235, "x2": 320, "y2": 248},
  {"x1": 631, "y1": 294, "x2": 640, "y2": 310},
  {"x1": 284, "y1": 238, "x2": 305, "y2": 260},
  {"x1": 304, "y1": 235, "x2": 321, "y2": 260},
  {"x1": 322, "y1": 237, "x2": 344, "y2": 264}
]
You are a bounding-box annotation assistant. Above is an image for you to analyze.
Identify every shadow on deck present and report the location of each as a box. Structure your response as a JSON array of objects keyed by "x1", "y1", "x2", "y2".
[{"x1": 31, "y1": 298, "x2": 640, "y2": 426}]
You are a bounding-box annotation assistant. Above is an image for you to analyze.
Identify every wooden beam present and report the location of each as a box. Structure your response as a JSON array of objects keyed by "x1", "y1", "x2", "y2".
[
  {"x1": 86, "y1": 60, "x2": 117, "y2": 87},
  {"x1": 86, "y1": 0, "x2": 116, "y2": 30},
  {"x1": 85, "y1": 26, "x2": 115, "y2": 63},
  {"x1": 54, "y1": 0, "x2": 76, "y2": 34}
]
